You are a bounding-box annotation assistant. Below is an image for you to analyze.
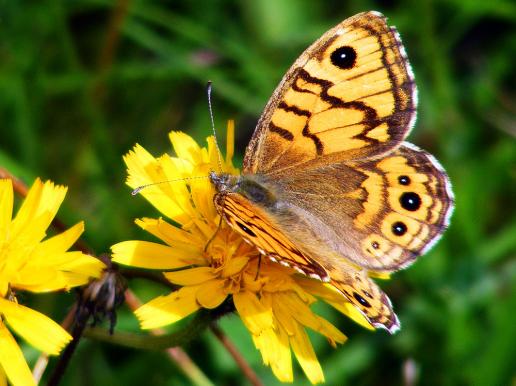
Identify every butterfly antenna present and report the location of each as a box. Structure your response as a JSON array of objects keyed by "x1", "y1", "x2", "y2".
[
  {"x1": 207, "y1": 81, "x2": 223, "y2": 172},
  {"x1": 131, "y1": 175, "x2": 208, "y2": 195},
  {"x1": 133, "y1": 82, "x2": 221, "y2": 196}
]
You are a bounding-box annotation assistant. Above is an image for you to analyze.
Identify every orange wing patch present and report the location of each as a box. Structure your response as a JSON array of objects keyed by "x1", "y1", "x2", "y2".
[
  {"x1": 244, "y1": 11, "x2": 417, "y2": 174},
  {"x1": 214, "y1": 192, "x2": 330, "y2": 282},
  {"x1": 352, "y1": 143, "x2": 454, "y2": 270},
  {"x1": 329, "y1": 268, "x2": 400, "y2": 333}
]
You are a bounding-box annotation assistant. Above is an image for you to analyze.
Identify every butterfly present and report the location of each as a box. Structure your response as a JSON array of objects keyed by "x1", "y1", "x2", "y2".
[{"x1": 209, "y1": 11, "x2": 454, "y2": 333}]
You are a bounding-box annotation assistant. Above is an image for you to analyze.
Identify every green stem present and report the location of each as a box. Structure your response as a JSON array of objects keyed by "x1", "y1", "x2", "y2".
[{"x1": 84, "y1": 310, "x2": 213, "y2": 350}]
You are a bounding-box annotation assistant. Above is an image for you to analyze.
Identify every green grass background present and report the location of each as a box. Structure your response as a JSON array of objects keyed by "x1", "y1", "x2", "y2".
[{"x1": 1, "y1": 1, "x2": 515, "y2": 385}]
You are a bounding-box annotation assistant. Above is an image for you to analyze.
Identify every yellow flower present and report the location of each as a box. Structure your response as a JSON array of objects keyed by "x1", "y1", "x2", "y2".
[
  {"x1": 112, "y1": 122, "x2": 372, "y2": 384},
  {"x1": 0, "y1": 178, "x2": 105, "y2": 386}
]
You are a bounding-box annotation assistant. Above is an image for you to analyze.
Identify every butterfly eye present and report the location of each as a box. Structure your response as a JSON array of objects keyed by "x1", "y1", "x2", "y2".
[
  {"x1": 400, "y1": 192, "x2": 421, "y2": 211},
  {"x1": 330, "y1": 46, "x2": 357, "y2": 69}
]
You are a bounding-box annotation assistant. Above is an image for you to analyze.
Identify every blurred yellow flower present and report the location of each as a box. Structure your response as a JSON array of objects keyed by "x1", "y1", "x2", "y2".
[
  {"x1": 0, "y1": 178, "x2": 105, "y2": 386},
  {"x1": 112, "y1": 122, "x2": 373, "y2": 383}
]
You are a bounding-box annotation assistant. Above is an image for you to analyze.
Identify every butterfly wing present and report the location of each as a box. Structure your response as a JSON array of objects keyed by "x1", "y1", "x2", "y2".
[
  {"x1": 214, "y1": 189, "x2": 400, "y2": 333},
  {"x1": 214, "y1": 191, "x2": 329, "y2": 281},
  {"x1": 269, "y1": 143, "x2": 454, "y2": 272},
  {"x1": 213, "y1": 11, "x2": 452, "y2": 334},
  {"x1": 329, "y1": 266, "x2": 400, "y2": 333},
  {"x1": 244, "y1": 11, "x2": 416, "y2": 174}
]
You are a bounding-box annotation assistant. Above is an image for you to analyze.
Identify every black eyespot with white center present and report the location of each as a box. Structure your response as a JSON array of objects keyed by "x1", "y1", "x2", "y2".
[
  {"x1": 353, "y1": 292, "x2": 371, "y2": 308},
  {"x1": 400, "y1": 192, "x2": 421, "y2": 211},
  {"x1": 371, "y1": 241, "x2": 380, "y2": 249},
  {"x1": 398, "y1": 175, "x2": 410, "y2": 185},
  {"x1": 236, "y1": 222, "x2": 256, "y2": 237},
  {"x1": 392, "y1": 221, "x2": 407, "y2": 236},
  {"x1": 330, "y1": 46, "x2": 357, "y2": 69}
]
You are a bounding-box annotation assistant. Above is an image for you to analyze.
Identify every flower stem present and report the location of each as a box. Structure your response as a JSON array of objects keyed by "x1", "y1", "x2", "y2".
[
  {"x1": 45, "y1": 314, "x2": 88, "y2": 386},
  {"x1": 84, "y1": 309, "x2": 213, "y2": 350},
  {"x1": 32, "y1": 305, "x2": 76, "y2": 383},
  {"x1": 124, "y1": 290, "x2": 214, "y2": 386},
  {"x1": 210, "y1": 324, "x2": 264, "y2": 386}
]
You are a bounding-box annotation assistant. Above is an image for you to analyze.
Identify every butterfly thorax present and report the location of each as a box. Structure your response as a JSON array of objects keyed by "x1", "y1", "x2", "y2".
[{"x1": 209, "y1": 171, "x2": 278, "y2": 208}]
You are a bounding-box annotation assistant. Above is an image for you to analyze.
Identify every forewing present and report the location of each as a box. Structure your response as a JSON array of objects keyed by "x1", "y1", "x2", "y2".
[
  {"x1": 244, "y1": 11, "x2": 416, "y2": 174},
  {"x1": 214, "y1": 191, "x2": 329, "y2": 281}
]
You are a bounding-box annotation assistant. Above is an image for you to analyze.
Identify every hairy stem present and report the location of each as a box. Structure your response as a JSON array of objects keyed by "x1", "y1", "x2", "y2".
[{"x1": 84, "y1": 309, "x2": 213, "y2": 350}]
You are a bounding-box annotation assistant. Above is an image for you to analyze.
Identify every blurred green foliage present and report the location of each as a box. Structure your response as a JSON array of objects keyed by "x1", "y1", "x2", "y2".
[{"x1": 1, "y1": 0, "x2": 515, "y2": 385}]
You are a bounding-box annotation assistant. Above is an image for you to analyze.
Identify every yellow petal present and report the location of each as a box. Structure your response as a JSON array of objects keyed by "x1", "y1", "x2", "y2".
[
  {"x1": 260, "y1": 265, "x2": 304, "y2": 294},
  {"x1": 295, "y1": 277, "x2": 344, "y2": 303},
  {"x1": 254, "y1": 294, "x2": 295, "y2": 382},
  {"x1": 233, "y1": 291, "x2": 274, "y2": 335},
  {"x1": 164, "y1": 267, "x2": 215, "y2": 286},
  {"x1": 10, "y1": 178, "x2": 43, "y2": 230},
  {"x1": 0, "y1": 298, "x2": 71, "y2": 355},
  {"x1": 31, "y1": 222, "x2": 84, "y2": 259},
  {"x1": 297, "y1": 278, "x2": 374, "y2": 330},
  {"x1": 225, "y1": 120, "x2": 235, "y2": 165},
  {"x1": 273, "y1": 293, "x2": 346, "y2": 343},
  {"x1": 221, "y1": 255, "x2": 250, "y2": 278},
  {"x1": 0, "y1": 282, "x2": 6, "y2": 299},
  {"x1": 15, "y1": 251, "x2": 105, "y2": 292},
  {"x1": 124, "y1": 145, "x2": 190, "y2": 224},
  {"x1": 369, "y1": 271, "x2": 391, "y2": 280},
  {"x1": 157, "y1": 155, "x2": 200, "y2": 219},
  {"x1": 252, "y1": 325, "x2": 293, "y2": 383},
  {"x1": 196, "y1": 279, "x2": 227, "y2": 308},
  {"x1": 270, "y1": 295, "x2": 297, "y2": 336},
  {"x1": 190, "y1": 217, "x2": 217, "y2": 241},
  {"x1": 136, "y1": 286, "x2": 201, "y2": 329},
  {"x1": 326, "y1": 299, "x2": 374, "y2": 331},
  {"x1": 207, "y1": 132, "x2": 239, "y2": 176},
  {"x1": 124, "y1": 144, "x2": 168, "y2": 188},
  {"x1": 0, "y1": 323, "x2": 35, "y2": 386},
  {"x1": 12, "y1": 268, "x2": 57, "y2": 289},
  {"x1": 169, "y1": 155, "x2": 198, "y2": 180},
  {"x1": 189, "y1": 178, "x2": 218, "y2": 224},
  {"x1": 10, "y1": 179, "x2": 67, "y2": 243},
  {"x1": 135, "y1": 218, "x2": 203, "y2": 246},
  {"x1": 290, "y1": 322, "x2": 324, "y2": 384},
  {"x1": 316, "y1": 315, "x2": 347, "y2": 346},
  {"x1": 0, "y1": 179, "x2": 13, "y2": 240},
  {"x1": 111, "y1": 240, "x2": 204, "y2": 269},
  {"x1": 55, "y1": 251, "x2": 105, "y2": 278},
  {"x1": 123, "y1": 144, "x2": 160, "y2": 190},
  {"x1": 169, "y1": 131, "x2": 203, "y2": 166},
  {"x1": 0, "y1": 366, "x2": 6, "y2": 386}
]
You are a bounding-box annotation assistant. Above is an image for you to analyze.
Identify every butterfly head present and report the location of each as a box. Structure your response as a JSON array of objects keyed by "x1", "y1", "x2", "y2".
[{"x1": 209, "y1": 171, "x2": 241, "y2": 193}]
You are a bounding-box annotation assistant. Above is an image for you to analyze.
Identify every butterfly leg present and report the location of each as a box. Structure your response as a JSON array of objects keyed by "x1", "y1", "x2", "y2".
[
  {"x1": 204, "y1": 215, "x2": 224, "y2": 253},
  {"x1": 254, "y1": 255, "x2": 263, "y2": 280}
]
